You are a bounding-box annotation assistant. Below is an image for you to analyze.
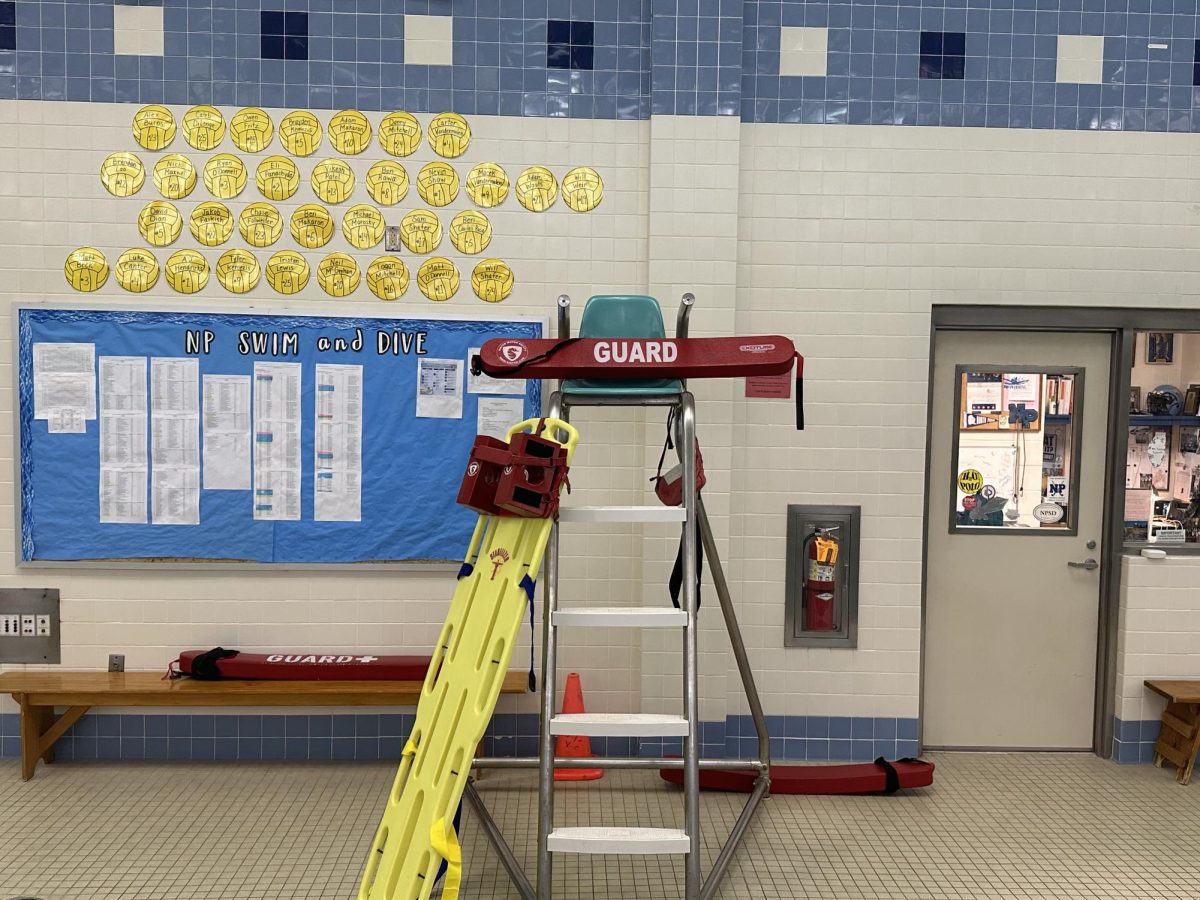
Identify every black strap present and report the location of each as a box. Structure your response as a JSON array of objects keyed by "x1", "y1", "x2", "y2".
[
  {"x1": 873, "y1": 757, "x2": 922, "y2": 794},
  {"x1": 668, "y1": 514, "x2": 704, "y2": 611},
  {"x1": 795, "y1": 371, "x2": 804, "y2": 430},
  {"x1": 188, "y1": 647, "x2": 239, "y2": 680},
  {"x1": 519, "y1": 574, "x2": 538, "y2": 692}
]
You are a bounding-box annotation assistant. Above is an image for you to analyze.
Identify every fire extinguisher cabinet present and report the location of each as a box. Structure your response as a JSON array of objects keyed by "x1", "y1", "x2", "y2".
[{"x1": 784, "y1": 504, "x2": 860, "y2": 648}]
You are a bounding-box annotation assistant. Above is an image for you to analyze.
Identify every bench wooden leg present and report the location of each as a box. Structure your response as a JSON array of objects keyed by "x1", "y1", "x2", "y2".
[
  {"x1": 1152, "y1": 702, "x2": 1200, "y2": 786},
  {"x1": 17, "y1": 696, "x2": 89, "y2": 781}
]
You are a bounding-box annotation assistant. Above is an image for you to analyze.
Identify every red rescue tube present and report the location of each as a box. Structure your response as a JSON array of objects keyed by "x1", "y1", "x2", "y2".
[
  {"x1": 659, "y1": 759, "x2": 935, "y2": 795},
  {"x1": 474, "y1": 336, "x2": 798, "y2": 381},
  {"x1": 177, "y1": 648, "x2": 431, "y2": 681}
]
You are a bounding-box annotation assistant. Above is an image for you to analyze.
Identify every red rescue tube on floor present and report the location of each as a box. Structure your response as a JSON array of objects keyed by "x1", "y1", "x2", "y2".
[
  {"x1": 659, "y1": 758, "x2": 935, "y2": 795},
  {"x1": 176, "y1": 648, "x2": 431, "y2": 681}
]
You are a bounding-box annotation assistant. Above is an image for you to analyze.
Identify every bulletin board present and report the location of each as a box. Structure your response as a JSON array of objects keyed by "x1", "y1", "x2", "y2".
[{"x1": 15, "y1": 304, "x2": 543, "y2": 565}]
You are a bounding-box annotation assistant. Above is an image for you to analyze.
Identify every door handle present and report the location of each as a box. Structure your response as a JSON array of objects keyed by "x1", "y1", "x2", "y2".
[{"x1": 1067, "y1": 558, "x2": 1099, "y2": 571}]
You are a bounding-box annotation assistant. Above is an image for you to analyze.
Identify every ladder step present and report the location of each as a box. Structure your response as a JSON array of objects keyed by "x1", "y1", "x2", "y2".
[
  {"x1": 550, "y1": 713, "x2": 690, "y2": 737},
  {"x1": 558, "y1": 505, "x2": 686, "y2": 524},
  {"x1": 553, "y1": 607, "x2": 688, "y2": 628},
  {"x1": 547, "y1": 827, "x2": 690, "y2": 855}
]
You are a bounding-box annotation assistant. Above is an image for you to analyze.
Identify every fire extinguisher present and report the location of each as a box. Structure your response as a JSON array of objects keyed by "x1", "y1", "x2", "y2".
[{"x1": 803, "y1": 527, "x2": 840, "y2": 631}]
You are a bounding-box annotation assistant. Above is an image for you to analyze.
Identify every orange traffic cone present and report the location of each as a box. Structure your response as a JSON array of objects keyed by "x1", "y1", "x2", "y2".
[{"x1": 554, "y1": 672, "x2": 603, "y2": 782}]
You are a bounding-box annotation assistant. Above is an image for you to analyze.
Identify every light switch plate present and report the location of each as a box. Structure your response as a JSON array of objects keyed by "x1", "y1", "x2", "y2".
[{"x1": 0, "y1": 588, "x2": 61, "y2": 663}]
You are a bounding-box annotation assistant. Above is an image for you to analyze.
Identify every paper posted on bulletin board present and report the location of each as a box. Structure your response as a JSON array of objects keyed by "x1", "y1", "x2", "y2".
[{"x1": 17, "y1": 306, "x2": 543, "y2": 565}]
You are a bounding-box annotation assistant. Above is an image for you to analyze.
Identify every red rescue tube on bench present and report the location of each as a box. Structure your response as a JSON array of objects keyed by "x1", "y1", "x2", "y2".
[{"x1": 176, "y1": 648, "x2": 432, "y2": 681}]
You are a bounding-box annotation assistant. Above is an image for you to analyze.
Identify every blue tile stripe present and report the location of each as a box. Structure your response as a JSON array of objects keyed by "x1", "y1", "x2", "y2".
[
  {"x1": 1112, "y1": 716, "x2": 1161, "y2": 764},
  {"x1": 0, "y1": 712, "x2": 919, "y2": 762},
  {"x1": 5, "y1": 0, "x2": 1200, "y2": 127}
]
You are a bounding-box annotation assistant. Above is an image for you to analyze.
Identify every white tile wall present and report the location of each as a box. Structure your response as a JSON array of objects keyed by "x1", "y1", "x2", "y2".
[
  {"x1": 113, "y1": 6, "x2": 164, "y2": 57},
  {"x1": 779, "y1": 27, "x2": 829, "y2": 78},
  {"x1": 4, "y1": 101, "x2": 1200, "y2": 736},
  {"x1": 1056, "y1": 35, "x2": 1105, "y2": 85},
  {"x1": 1117, "y1": 555, "x2": 1200, "y2": 723},
  {"x1": 404, "y1": 15, "x2": 454, "y2": 66}
]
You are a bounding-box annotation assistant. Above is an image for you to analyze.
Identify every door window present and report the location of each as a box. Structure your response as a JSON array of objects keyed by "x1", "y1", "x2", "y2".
[{"x1": 950, "y1": 367, "x2": 1082, "y2": 534}]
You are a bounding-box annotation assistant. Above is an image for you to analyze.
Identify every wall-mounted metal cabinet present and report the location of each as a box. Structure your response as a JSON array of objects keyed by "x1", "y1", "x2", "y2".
[{"x1": 784, "y1": 505, "x2": 859, "y2": 648}]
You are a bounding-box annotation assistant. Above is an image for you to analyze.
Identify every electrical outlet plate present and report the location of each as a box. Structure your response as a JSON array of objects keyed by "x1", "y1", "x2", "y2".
[
  {"x1": 108, "y1": 654, "x2": 125, "y2": 673},
  {"x1": 0, "y1": 588, "x2": 61, "y2": 663},
  {"x1": 384, "y1": 225, "x2": 401, "y2": 252}
]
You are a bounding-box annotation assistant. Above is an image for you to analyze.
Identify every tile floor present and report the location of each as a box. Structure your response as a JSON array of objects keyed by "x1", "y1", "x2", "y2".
[{"x1": 1, "y1": 753, "x2": 1198, "y2": 899}]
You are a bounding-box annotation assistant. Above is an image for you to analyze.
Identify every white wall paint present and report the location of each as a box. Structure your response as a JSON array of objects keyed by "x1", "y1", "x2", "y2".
[{"x1": 4, "y1": 102, "x2": 1200, "y2": 735}]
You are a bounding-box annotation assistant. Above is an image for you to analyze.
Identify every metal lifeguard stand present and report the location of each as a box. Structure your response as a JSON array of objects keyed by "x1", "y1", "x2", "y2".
[{"x1": 467, "y1": 294, "x2": 772, "y2": 900}]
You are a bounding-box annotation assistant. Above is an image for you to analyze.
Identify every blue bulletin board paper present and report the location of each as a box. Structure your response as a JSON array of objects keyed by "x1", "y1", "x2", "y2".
[{"x1": 16, "y1": 305, "x2": 542, "y2": 565}]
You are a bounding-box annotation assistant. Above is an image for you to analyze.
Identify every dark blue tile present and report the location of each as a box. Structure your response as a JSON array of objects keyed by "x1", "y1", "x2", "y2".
[
  {"x1": 308, "y1": 738, "x2": 332, "y2": 760},
  {"x1": 214, "y1": 739, "x2": 237, "y2": 763},
  {"x1": 829, "y1": 717, "x2": 852, "y2": 739},
  {"x1": 379, "y1": 736, "x2": 403, "y2": 758},
  {"x1": 146, "y1": 716, "x2": 169, "y2": 738},
  {"x1": 262, "y1": 716, "x2": 285, "y2": 739},
  {"x1": 355, "y1": 715, "x2": 379, "y2": 738},
  {"x1": 897, "y1": 740, "x2": 920, "y2": 758},
  {"x1": 331, "y1": 738, "x2": 356, "y2": 760},
  {"x1": 237, "y1": 739, "x2": 263, "y2": 760},
  {"x1": 261, "y1": 738, "x2": 285, "y2": 760},
  {"x1": 898, "y1": 719, "x2": 919, "y2": 741},
  {"x1": 168, "y1": 717, "x2": 192, "y2": 738},
  {"x1": 97, "y1": 737, "x2": 121, "y2": 759},
  {"x1": 261, "y1": 9, "x2": 285, "y2": 33},
  {"x1": 285, "y1": 716, "x2": 310, "y2": 738},
  {"x1": 96, "y1": 715, "x2": 121, "y2": 738},
  {"x1": 875, "y1": 718, "x2": 898, "y2": 740},
  {"x1": 121, "y1": 738, "x2": 146, "y2": 760},
  {"x1": 851, "y1": 740, "x2": 875, "y2": 761},
  {"x1": 851, "y1": 718, "x2": 873, "y2": 739},
  {"x1": 214, "y1": 715, "x2": 238, "y2": 738},
  {"x1": 145, "y1": 738, "x2": 169, "y2": 760},
  {"x1": 829, "y1": 739, "x2": 852, "y2": 760},
  {"x1": 262, "y1": 34, "x2": 285, "y2": 58},
  {"x1": 285, "y1": 11, "x2": 308, "y2": 35},
  {"x1": 874, "y1": 739, "x2": 897, "y2": 758},
  {"x1": 191, "y1": 739, "x2": 216, "y2": 761},
  {"x1": 0, "y1": 25, "x2": 14, "y2": 51}
]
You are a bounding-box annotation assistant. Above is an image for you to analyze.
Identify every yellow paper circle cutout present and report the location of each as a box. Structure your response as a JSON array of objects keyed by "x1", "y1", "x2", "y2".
[
  {"x1": 182, "y1": 105, "x2": 226, "y2": 151},
  {"x1": 230, "y1": 107, "x2": 274, "y2": 153},
  {"x1": 153, "y1": 154, "x2": 196, "y2": 200},
  {"x1": 63, "y1": 247, "x2": 109, "y2": 292},
  {"x1": 138, "y1": 200, "x2": 183, "y2": 247},
  {"x1": 311, "y1": 158, "x2": 355, "y2": 204},
  {"x1": 417, "y1": 257, "x2": 459, "y2": 302},
  {"x1": 265, "y1": 250, "x2": 310, "y2": 295},
  {"x1": 342, "y1": 204, "x2": 385, "y2": 250},
  {"x1": 165, "y1": 249, "x2": 209, "y2": 294},
  {"x1": 203, "y1": 154, "x2": 248, "y2": 199},
  {"x1": 114, "y1": 247, "x2": 160, "y2": 294},
  {"x1": 317, "y1": 253, "x2": 360, "y2": 297},
  {"x1": 239, "y1": 203, "x2": 284, "y2": 248},
  {"x1": 471, "y1": 258, "x2": 514, "y2": 303},
  {"x1": 561, "y1": 166, "x2": 604, "y2": 212},
  {"x1": 367, "y1": 256, "x2": 410, "y2": 301},
  {"x1": 378, "y1": 111, "x2": 422, "y2": 157},
  {"x1": 448, "y1": 209, "x2": 492, "y2": 255},
  {"x1": 256, "y1": 155, "x2": 300, "y2": 201},
  {"x1": 328, "y1": 109, "x2": 372, "y2": 155},
  {"x1": 427, "y1": 112, "x2": 471, "y2": 158},
  {"x1": 400, "y1": 209, "x2": 442, "y2": 255},
  {"x1": 216, "y1": 248, "x2": 260, "y2": 294},
  {"x1": 279, "y1": 110, "x2": 323, "y2": 157},
  {"x1": 365, "y1": 160, "x2": 409, "y2": 206},
  {"x1": 291, "y1": 204, "x2": 336, "y2": 248},
  {"x1": 516, "y1": 166, "x2": 558, "y2": 212},
  {"x1": 100, "y1": 152, "x2": 145, "y2": 198},
  {"x1": 189, "y1": 201, "x2": 234, "y2": 247},
  {"x1": 416, "y1": 161, "x2": 459, "y2": 207},
  {"x1": 465, "y1": 162, "x2": 510, "y2": 208},
  {"x1": 132, "y1": 105, "x2": 176, "y2": 151}
]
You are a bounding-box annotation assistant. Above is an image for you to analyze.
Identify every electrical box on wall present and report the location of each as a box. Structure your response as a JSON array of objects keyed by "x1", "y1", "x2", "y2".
[
  {"x1": 784, "y1": 505, "x2": 859, "y2": 648},
  {"x1": 0, "y1": 588, "x2": 61, "y2": 663}
]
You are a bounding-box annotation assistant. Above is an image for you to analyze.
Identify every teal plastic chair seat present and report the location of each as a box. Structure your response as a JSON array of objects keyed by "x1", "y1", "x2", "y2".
[{"x1": 561, "y1": 295, "x2": 683, "y2": 397}]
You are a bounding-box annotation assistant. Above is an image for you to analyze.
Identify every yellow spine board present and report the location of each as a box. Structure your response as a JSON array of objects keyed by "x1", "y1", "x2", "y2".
[{"x1": 359, "y1": 418, "x2": 577, "y2": 900}]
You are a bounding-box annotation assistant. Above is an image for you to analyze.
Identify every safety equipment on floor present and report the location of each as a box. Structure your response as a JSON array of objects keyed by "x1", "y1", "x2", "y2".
[
  {"x1": 802, "y1": 527, "x2": 840, "y2": 632},
  {"x1": 659, "y1": 756, "x2": 935, "y2": 795},
  {"x1": 553, "y1": 672, "x2": 603, "y2": 782},
  {"x1": 358, "y1": 416, "x2": 578, "y2": 900}
]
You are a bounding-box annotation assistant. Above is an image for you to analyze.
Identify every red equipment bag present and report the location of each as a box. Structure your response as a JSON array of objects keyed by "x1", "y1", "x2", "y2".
[
  {"x1": 172, "y1": 648, "x2": 432, "y2": 681},
  {"x1": 660, "y1": 757, "x2": 935, "y2": 795},
  {"x1": 456, "y1": 422, "x2": 570, "y2": 518}
]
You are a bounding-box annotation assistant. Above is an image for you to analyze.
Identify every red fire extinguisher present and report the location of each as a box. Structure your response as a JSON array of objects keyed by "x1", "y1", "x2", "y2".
[{"x1": 803, "y1": 528, "x2": 840, "y2": 631}]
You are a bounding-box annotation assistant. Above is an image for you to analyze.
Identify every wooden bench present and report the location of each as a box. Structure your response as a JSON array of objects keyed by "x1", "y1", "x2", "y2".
[
  {"x1": 1144, "y1": 679, "x2": 1200, "y2": 785},
  {"x1": 1, "y1": 670, "x2": 527, "y2": 781}
]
